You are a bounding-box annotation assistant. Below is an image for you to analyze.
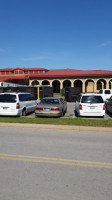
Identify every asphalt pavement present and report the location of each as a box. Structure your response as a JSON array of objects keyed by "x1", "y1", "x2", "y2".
[
  {"x1": 26, "y1": 102, "x2": 112, "y2": 119},
  {"x1": 0, "y1": 127, "x2": 112, "y2": 200}
]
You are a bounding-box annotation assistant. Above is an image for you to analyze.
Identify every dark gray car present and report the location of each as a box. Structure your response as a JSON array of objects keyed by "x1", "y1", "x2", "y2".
[
  {"x1": 35, "y1": 97, "x2": 67, "y2": 117},
  {"x1": 106, "y1": 96, "x2": 112, "y2": 114}
]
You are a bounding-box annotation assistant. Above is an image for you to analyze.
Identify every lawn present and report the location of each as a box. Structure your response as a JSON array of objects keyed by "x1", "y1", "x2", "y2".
[{"x1": 0, "y1": 116, "x2": 112, "y2": 127}]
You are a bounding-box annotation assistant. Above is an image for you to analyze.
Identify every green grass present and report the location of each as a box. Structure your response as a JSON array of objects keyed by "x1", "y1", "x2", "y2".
[
  {"x1": 0, "y1": 116, "x2": 112, "y2": 127},
  {"x1": 53, "y1": 93, "x2": 65, "y2": 99}
]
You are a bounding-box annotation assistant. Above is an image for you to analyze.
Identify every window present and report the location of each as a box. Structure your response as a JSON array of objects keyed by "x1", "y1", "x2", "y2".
[
  {"x1": 81, "y1": 96, "x2": 103, "y2": 103},
  {"x1": 0, "y1": 94, "x2": 17, "y2": 103},
  {"x1": 19, "y1": 94, "x2": 34, "y2": 102},
  {"x1": 40, "y1": 99, "x2": 59, "y2": 104},
  {"x1": 105, "y1": 90, "x2": 110, "y2": 94}
]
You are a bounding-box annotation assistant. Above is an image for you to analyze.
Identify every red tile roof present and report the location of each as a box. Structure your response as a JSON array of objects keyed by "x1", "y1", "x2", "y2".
[
  {"x1": 28, "y1": 68, "x2": 112, "y2": 77},
  {"x1": 0, "y1": 68, "x2": 112, "y2": 80},
  {"x1": 0, "y1": 67, "x2": 48, "y2": 72},
  {"x1": 0, "y1": 75, "x2": 29, "y2": 82}
]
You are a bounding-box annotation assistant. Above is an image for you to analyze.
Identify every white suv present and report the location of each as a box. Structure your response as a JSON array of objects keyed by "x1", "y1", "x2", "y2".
[
  {"x1": 99, "y1": 89, "x2": 112, "y2": 102},
  {"x1": 75, "y1": 93, "x2": 105, "y2": 117},
  {"x1": 0, "y1": 92, "x2": 37, "y2": 116}
]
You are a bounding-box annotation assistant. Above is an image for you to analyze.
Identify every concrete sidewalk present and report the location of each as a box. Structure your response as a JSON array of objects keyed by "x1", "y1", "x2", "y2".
[{"x1": 0, "y1": 122, "x2": 112, "y2": 133}]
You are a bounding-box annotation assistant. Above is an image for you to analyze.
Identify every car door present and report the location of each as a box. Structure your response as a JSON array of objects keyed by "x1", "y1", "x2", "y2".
[{"x1": 107, "y1": 98, "x2": 112, "y2": 113}]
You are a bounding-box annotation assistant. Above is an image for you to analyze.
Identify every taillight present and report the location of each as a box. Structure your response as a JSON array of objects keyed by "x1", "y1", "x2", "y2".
[
  {"x1": 36, "y1": 107, "x2": 43, "y2": 111},
  {"x1": 16, "y1": 102, "x2": 20, "y2": 109},
  {"x1": 79, "y1": 104, "x2": 82, "y2": 110},
  {"x1": 51, "y1": 108, "x2": 60, "y2": 111},
  {"x1": 103, "y1": 104, "x2": 106, "y2": 110}
]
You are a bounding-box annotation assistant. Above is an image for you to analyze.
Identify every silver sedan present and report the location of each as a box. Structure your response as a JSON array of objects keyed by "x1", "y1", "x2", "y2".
[{"x1": 35, "y1": 97, "x2": 67, "y2": 117}]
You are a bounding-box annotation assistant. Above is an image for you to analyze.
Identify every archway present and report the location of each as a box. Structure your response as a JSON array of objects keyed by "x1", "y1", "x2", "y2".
[
  {"x1": 97, "y1": 79, "x2": 106, "y2": 90},
  {"x1": 63, "y1": 80, "x2": 71, "y2": 88},
  {"x1": 74, "y1": 80, "x2": 82, "y2": 92},
  {"x1": 85, "y1": 79, "x2": 94, "y2": 92},
  {"x1": 52, "y1": 80, "x2": 60, "y2": 93},
  {"x1": 31, "y1": 80, "x2": 39, "y2": 86},
  {"x1": 42, "y1": 80, "x2": 50, "y2": 86}
]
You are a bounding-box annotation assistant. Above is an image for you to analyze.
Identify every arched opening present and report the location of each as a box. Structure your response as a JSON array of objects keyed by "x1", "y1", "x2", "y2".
[
  {"x1": 97, "y1": 79, "x2": 106, "y2": 90},
  {"x1": 109, "y1": 80, "x2": 112, "y2": 89},
  {"x1": 31, "y1": 80, "x2": 39, "y2": 86},
  {"x1": 63, "y1": 80, "x2": 71, "y2": 88},
  {"x1": 52, "y1": 80, "x2": 60, "y2": 93},
  {"x1": 74, "y1": 80, "x2": 82, "y2": 92},
  {"x1": 85, "y1": 80, "x2": 94, "y2": 92},
  {"x1": 42, "y1": 80, "x2": 50, "y2": 86}
]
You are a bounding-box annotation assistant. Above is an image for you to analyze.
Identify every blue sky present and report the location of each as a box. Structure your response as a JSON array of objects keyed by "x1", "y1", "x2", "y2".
[{"x1": 0, "y1": 0, "x2": 112, "y2": 70}]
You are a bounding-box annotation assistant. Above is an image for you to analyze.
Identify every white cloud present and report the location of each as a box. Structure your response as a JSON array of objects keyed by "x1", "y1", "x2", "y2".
[
  {"x1": 98, "y1": 41, "x2": 112, "y2": 47},
  {"x1": 22, "y1": 56, "x2": 50, "y2": 61}
]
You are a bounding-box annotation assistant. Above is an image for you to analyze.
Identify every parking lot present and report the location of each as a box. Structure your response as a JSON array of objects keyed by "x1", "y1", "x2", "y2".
[{"x1": 26, "y1": 102, "x2": 112, "y2": 119}]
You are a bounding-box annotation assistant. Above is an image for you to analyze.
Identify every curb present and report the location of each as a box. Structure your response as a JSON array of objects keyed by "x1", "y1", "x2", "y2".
[{"x1": 0, "y1": 123, "x2": 112, "y2": 133}]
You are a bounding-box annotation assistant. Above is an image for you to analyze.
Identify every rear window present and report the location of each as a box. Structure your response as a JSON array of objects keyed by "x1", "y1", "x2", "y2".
[
  {"x1": 0, "y1": 94, "x2": 17, "y2": 103},
  {"x1": 81, "y1": 95, "x2": 104, "y2": 103},
  {"x1": 40, "y1": 99, "x2": 59, "y2": 104}
]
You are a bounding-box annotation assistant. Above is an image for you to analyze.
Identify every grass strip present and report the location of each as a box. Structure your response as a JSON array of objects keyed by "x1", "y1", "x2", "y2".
[{"x1": 0, "y1": 117, "x2": 112, "y2": 127}]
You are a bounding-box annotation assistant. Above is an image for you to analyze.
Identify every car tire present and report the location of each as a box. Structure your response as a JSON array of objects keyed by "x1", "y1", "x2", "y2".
[
  {"x1": 22, "y1": 108, "x2": 26, "y2": 116},
  {"x1": 75, "y1": 110, "x2": 78, "y2": 117}
]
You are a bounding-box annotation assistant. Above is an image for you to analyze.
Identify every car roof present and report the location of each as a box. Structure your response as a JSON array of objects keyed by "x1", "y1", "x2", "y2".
[
  {"x1": 42, "y1": 97, "x2": 61, "y2": 99},
  {"x1": 0, "y1": 92, "x2": 31, "y2": 95},
  {"x1": 80, "y1": 93, "x2": 102, "y2": 96}
]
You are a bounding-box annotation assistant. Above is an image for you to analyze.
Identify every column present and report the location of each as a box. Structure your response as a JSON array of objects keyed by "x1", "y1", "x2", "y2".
[
  {"x1": 82, "y1": 81, "x2": 85, "y2": 93},
  {"x1": 94, "y1": 81, "x2": 97, "y2": 92},
  {"x1": 71, "y1": 81, "x2": 74, "y2": 87},
  {"x1": 106, "y1": 80, "x2": 109, "y2": 89},
  {"x1": 60, "y1": 81, "x2": 63, "y2": 90},
  {"x1": 49, "y1": 80, "x2": 52, "y2": 87}
]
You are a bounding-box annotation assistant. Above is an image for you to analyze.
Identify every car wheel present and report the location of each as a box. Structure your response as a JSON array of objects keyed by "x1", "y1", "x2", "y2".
[
  {"x1": 22, "y1": 108, "x2": 26, "y2": 116},
  {"x1": 75, "y1": 110, "x2": 78, "y2": 117}
]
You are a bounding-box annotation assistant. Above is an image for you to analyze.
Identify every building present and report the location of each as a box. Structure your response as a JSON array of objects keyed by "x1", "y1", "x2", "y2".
[{"x1": 0, "y1": 67, "x2": 112, "y2": 93}]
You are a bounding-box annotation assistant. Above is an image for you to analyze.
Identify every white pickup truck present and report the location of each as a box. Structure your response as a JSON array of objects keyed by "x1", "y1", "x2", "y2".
[{"x1": 99, "y1": 89, "x2": 112, "y2": 102}]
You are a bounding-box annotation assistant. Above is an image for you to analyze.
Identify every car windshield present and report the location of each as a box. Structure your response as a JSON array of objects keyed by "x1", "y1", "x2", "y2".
[
  {"x1": 40, "y1": 99, "x2": 59, "y2": 104},
  {"x1": 81, "y1": 95, "x2": 103, "y2": 103},
  {"x1": 0, "y1": 94, "x2": 17, "y2": 103}
]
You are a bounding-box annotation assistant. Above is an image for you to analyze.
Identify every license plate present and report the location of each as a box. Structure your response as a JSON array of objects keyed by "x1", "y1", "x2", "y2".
[
  {"x1": 90, "y1": 107, "x2": 95, "y2": 109},
  {"x1": 3, "y1": 107, "x2": 8, "y2": 110},
  {"x1": 44, "y1": 108, "x2": 50, "y2": 111}
]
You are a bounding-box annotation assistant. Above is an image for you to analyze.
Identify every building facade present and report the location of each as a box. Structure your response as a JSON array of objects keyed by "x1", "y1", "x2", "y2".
[{"x1": 0, "y1": 67, "x2": 112, "y2": 93}]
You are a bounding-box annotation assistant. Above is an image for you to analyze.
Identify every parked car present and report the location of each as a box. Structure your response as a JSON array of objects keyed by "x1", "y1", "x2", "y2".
[
  {"x1": 35, "y1": 97, "x2": 67, "y2": 117},
  {"x1": 75, "y1": 93, "x2": 105, "y2": 117},
  {"x1": 99, "y1": 89, "x2": 112, "y2": 102},
  {"x1": 0, "y1": 92, "x2": 37, "y2": 116},
  {"x1": 106, "y1": 96, "x2": 112, "y2": 114}
]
